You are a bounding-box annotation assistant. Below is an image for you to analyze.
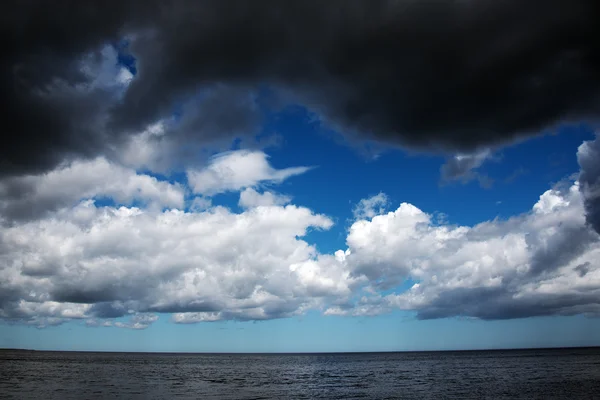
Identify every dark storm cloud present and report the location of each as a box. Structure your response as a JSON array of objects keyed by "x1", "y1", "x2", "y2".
[
  {"x1": 3, "y1": 0, "x2": 600, "y2": 177},
  {"x1": 174, "y1": 86, "x2": 262, "y2": 142},
  {"x1": 1, "y1": 0, "x2": 150, "y2": 177},
  {"x1": 577, "y1": 135, "x2": 600, "y2": 235},
  {"x1": 114, "y1": 0, "x2": 600, "y2": 148}
]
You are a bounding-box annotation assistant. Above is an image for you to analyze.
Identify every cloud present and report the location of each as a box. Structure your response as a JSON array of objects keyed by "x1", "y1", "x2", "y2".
[
  {"x1": 577, "y1": 134, "x2": 600, "y2": 234},
  {"x1": 114, "y1": 314, "x2": 159, "y2": 330},
  {"x1": 352, "y1": 193, "x2": 389, "y2": 220},
  {"x1": 333, "y1": 180, "x2": 600, "y2": 319},
  {"x1": 0, "y1": 157, "x2": 185, "y2": 222},
  {"x1": 172, "y1": 312, "x2": 222, "y2": 324},
  {"x1": 1, "y1": 301, "x2": 91, "y2": 328},
  {"x1": 3, "y1": 29, "x2": 139, "y2": 176},
  {"x1": 86, "y1": 313, "x2": 159, "y2": 330},
  {"x1": 0, "y1": 193, "x2": 352, "y2": 326},
  {"x1": 189, "y1": 197, "x2": 213, "y2": 212},
  {"x1": 4, "y1": 0, "x2": 599, "y2": 177},
  {"x1": 115, "y1": 88, "x2": 265, "y2": 175},
  {"x1": 187, "y1": 150, "x2": 312, "y2": 195},
  {"x1": 239, "y1": 188, "x2": 291, "y2": 208},
  {"x1": 85, "y1": 319, "x2": 114, "y2": 328},
  {"x1": 115, "y1": 121, "x2": 172, "y2": 172},
  {"x1": 440, "y1": 149, "x2": 494, "y2": 187}
]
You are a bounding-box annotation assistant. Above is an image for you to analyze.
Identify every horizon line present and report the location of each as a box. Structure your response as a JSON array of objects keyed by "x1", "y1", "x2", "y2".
[{"x1": 2, "y1": 345, "x2": 598, "y2": 355}]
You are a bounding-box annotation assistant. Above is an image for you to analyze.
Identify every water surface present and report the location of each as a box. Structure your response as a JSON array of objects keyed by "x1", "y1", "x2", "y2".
[{"x1": 1, "y1": 347, "x2": 599, "y2": 399}]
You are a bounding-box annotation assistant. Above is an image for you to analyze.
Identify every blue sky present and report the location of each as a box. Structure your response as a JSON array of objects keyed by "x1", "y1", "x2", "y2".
[{"x1": 2, "y1": 18, "x2": 600, "y2": 354}]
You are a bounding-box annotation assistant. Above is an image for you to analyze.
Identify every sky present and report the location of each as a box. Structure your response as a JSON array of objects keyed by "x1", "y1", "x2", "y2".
[{"x1": 1, "y1": 0, "x2": 600, "y2": 352}]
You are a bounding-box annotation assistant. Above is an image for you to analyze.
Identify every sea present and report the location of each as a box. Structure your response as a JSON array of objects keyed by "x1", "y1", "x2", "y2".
[{"x1": 1, "y1": 347, "x2": 599, "y2": 399}]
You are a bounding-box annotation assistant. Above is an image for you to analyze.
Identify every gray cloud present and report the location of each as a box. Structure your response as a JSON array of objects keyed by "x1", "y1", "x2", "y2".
[
  {"x1": 0, "y1": 157, "x2": 184, "y2": 223},
  {"x1": 3, "y1": 0, "x2": 600, "y2": 177},
  {"x1": 414, "y1": 286, "x2": 600, "y2": 320},
  {"x1": 574, "y1": 262, "x2": 591, "y2": 278},
  {"x1": 527, "y1": 225, "x2": 597, "y2": 277},
  {"x1": 89, "y1": 302, "x2": 131, "y2": 319},
  {"x1": 440, "y1": 149, "x2": 493, "y2": 187},
  {"x1": 577, "y1": 135, "x2": 600, "y2": 234}
]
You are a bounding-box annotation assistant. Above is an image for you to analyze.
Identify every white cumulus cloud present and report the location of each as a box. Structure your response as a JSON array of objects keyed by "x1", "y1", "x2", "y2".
[
  {"x1": 331, "y1": 180, "x2": 600, "y2": 319},
  {"x1": 0, "y1": 193, "x2": 350, "y2": 327},
  {"x1": 0, "y1": 157, "x2": 185, "y2": 222},
  {"x1": 352, "y1": 192, "x2": 389, "y2": 220},
  {"x1": 187, "y1": 150, "x2": 312, "y2": 195},
  {"x1": 238, "y1": 188, "x2": 291, "y2": 208}
]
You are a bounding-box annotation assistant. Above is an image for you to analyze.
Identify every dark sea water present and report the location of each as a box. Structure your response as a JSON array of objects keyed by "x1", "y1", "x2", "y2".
[{"x1": 1, "y1": 347, "x2": 599, "y2": 399}]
